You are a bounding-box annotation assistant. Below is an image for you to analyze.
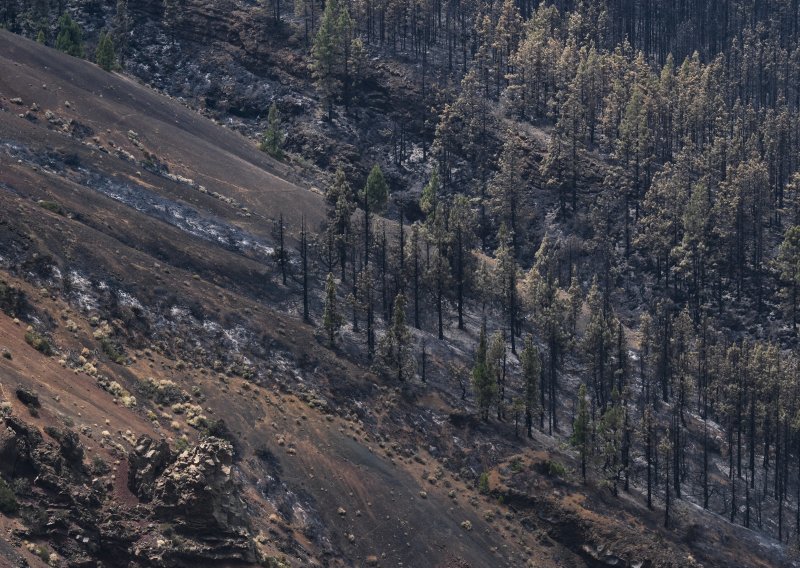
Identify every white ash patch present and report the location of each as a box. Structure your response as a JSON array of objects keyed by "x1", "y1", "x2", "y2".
[
  {"x1": 118, "y1": 291, "x2": 144, "y2": 310},
  {"x1": 221, "y1": 325, "x2": 251, "y2": 352},
  {"x1": 169, "y1": 306, "x2": 190, "y2": 319},
  {"x1": 68, "y1": 270, "x2": 99, "y2": 312}
]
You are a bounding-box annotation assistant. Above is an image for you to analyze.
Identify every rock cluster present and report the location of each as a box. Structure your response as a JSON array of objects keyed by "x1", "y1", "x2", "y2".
[
  {"x1": 128, "y1": 435, "x2": 173, "y2": 501},
  {"x1": 128, "y1": 436, "x2": 257, "y2": 565},
  {"x1": 151, "y1": 437, "x2": 247, "y2": 536}
]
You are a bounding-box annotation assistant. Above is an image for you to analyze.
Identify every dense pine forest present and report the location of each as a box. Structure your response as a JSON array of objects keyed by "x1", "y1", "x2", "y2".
[{"x1": 6, "y1": 0, "x2": 800, "y2": 563}]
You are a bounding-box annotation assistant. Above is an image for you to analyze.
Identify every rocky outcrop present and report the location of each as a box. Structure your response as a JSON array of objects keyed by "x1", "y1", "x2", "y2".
[
  {"x1": 128, "y1": 435, "x2": 173, "y2": 501},
  {"x1": 45, "y1": 426, "x2": 85, "y2": 467},
  {"x1": 152, "y1": 437, "x2": 247, "y2": 536},
  {"x1": 15, "y1": 386, "x2": 40, "y2": 407},
  {"x1": 0, "y1": 415, "x2": 44, "y2": 477},
  {"x1": 125, "y1": 436, "x2": 259, "y2": 565}
]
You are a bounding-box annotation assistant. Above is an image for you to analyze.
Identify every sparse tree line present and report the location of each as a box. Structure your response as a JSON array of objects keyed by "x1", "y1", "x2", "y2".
[
  {"x1": 270, "y1": 154, "x2": 800, "y2": 543},
  {"x1": 298, "y1": 0, "x2": 800, "y2": 543}
]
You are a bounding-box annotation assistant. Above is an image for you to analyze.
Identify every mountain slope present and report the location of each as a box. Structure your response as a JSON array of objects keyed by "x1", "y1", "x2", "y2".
[
  {"x1": 0, "y1": 31, "x2": 545, "y2": 568},
  {"x1": 0, "y1": 29, "x2": 793, "y2": 568}
]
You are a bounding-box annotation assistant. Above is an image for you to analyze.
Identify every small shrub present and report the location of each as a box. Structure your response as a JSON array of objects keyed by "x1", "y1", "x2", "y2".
[
  {"x1": 0, "y1": 478, "x2": 18, "y2": 515},
  {"x1": 260, "y1": 555, "x2": 291, "y2": 568},
  {"x1": 38, "y1": 200, "x2": 64, "y2": 215},
  {"x1": 26, "y1": 543, "x2": 50, "y2": 563},
  {"x1": 91, "y1": 456, "x2": 110, "y2": 475},
  {"x1": 478, "y1": 472, "x2": 490, "y2": 494},
  {"x1": 0, "y1": 280, "x2": 30, "y2": 317},
  {"x1": 536, "y1": 459, "x2": 567, "y2": 478},
  {"x1": 100, "y1": 337, "x2": 125, "y2": 364},
  {"x1": 174, "y1": 437, "x2": 189, "y2": 453},
  {"x1": 24, "y1": 330, "x2": 53, "y2": 356}
]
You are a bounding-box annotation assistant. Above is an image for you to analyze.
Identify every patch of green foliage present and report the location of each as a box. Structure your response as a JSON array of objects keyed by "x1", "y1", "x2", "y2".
[
  {"x1": 260, "y1": 555, "x2": 291, "y2": 568},
  {"x1": 38, "y1": 200, "x2": 64, "y2": 215},
  {"x1": 174, "y1": 437, "x2": 189, "y2": 453},
  {"x1": 478, "y1": 471, "x2": 490, "y2": 494},
  {"x1": 25, "y1": 330, "x2": 53, "y2": 356},
  {"x1": 55, "y1": 13, "x2": 84, "y2": 57},
  {"x1": 0, "y1": 478, "x2": 18, "y2": 515},
  {"x1": 95, "y1": 31, "x2": 116, "y2": 71},
  {"x1": 100, "y1": 337, "x2": 125, "y2": 364},
  {"x1": 537, "y1": 459, "x2": 567, "y2": 478},
  {"x1": 259, "y1": 102, "x2": 284, "y2": 159}
]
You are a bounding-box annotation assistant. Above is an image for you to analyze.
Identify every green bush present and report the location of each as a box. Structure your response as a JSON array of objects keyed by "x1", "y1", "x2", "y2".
[
  {"x1": 100, "y1": 337, "x2": 125, "y2": 364},
  {"x1": 174, "y1": 437, "x2": 189, "y2": 453},
  {"x1": 0, "y1": 478, "x2": 18, "y2": 515},
  {"x1": 38, "y1": 200, "x2": 64, "y2": 215},
  {"x1": 478, "y1": 472, "x2": 490, "y2": 494},
  {"x1": 537, "y1": 459, "x2": 567, "y2": 478},
  {"x1": 25, "y1": 330, "x2": 53, "y2": 356}
]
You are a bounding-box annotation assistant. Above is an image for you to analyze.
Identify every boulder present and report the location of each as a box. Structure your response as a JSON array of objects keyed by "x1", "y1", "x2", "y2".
[
  {"x1": 15, "y1": 387, "x2": 40, "y2": 408},
  {"x1": 151, "y1": 437, "x2": 247, "y2": 536},
  {"x1": 45, "y1": 426, "x2": 84, "y2": 466},
  {"x1": 128, "y1": 435, "x2": 173, "y2": 501},
  {"x1": 0, "y1": 416, "x2": 44, "y2": 477}
]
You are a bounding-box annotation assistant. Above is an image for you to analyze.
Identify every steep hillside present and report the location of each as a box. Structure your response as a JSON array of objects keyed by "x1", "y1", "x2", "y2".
[{"x1": 0, "y1": 28, "x2": 795, "y2": 568}]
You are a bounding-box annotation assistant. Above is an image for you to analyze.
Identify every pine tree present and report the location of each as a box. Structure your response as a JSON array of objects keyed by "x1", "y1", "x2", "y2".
[
  {"x1": 407, "y1": 223, "x2": 422, "y2": 329},
  {"x1": 661, "y1": 433, "x2": 672, "y2": 528},
  {"x1": 95, "y1": 31, "x2": 116, "y2": 72},
  {"x1": 260, "y1": 102, "x2": 284, "y2": 159},
  {"x1": 325, "y1": 168, "x2": 356, "y2": 281},
  {"x1": 322, "y1": 273, "x2": 342, "y2": 345},
  {"x1": 488, "y1": 331, "x2": 508, "y2": 420},
  {"x1": 777, "y1": 225, "x2": 800, "y2": 332},
  {"x1": 494, "y1": 224, "x2": 518, "y2": 353},
  {"x1": 572, "y1": 383, "x2": 591, "y2": 483},
  {"x1": 312, "y1": 0, "x2": 341, "y2": 120},
  {"x1": 449, "y1": 195, "x2": 476, "y2": 330},
  {"x1": 525, "y1": 235, "x2": 568, "y2": 433},
  {"x1": 489, "y1": 131, "x2": 525, "y2": 256},
  {"x1": 541, "y1": 77, "x2": 586, "y2": 216},
  {"x1": 420, "y1": 169, "x2": 440, "y2": 219},
  {"x1": 521, "y1": 335, "x2": 541, "y2": 438},
  {"x1": 55, "y1": 13, "x2": 85, "y2": 58},
  {"x1": 114, "y1": 0, "x2": 131, "y2": 66},
  {"x1": 583, "y1": 277, "x2": 615, "y2": 413},
  {"x1": 567, "y1": 276, "x2": 582, "y2": 339},
  {"x1": 599, "y1": 388, "x2": 624, "y2": 495},
  {"x1": 356, "y1": 266, "x2": 375, "y2": 356},
  {"x1": 472, "y1": 323, "x2": 496, "y2": 421},
  {"x1": 362, "y1": 164, "x2": 389, "y2": 269},
  {"x1": 376, "y1": 293, "x2": 415, "y2": 382}
]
